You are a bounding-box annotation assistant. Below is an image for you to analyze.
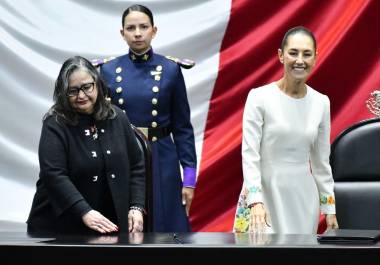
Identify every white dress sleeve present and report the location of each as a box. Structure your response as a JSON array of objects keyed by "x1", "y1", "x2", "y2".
[
  {"x1": 242, "y1": 89, "x2": 264, "y2": 206},
  {"x1": 310, "y1": 95, "x2": 336, "y2": 214}
]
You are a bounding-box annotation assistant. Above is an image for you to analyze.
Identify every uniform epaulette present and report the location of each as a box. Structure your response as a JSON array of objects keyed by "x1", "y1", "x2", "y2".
[
  {"x1": 91, "y1": 56, "x2": 116, "y2": 67},
  {"x1": 165, "y1": 55, "x2": 195, "y2": 69}
]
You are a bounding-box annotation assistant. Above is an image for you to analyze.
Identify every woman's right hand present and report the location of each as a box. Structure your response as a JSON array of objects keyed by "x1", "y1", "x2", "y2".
[
  {"x1": 249, "y1": 202, "x2": 267, "y2": 233},
  {"x1": 82, "y1": 210, "x2": 118, "y2": 234}
]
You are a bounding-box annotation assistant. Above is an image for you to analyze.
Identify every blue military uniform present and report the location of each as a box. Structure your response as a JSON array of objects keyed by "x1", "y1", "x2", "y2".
[{"x1": 97, "y1": 48, "x2": 197, "y2": 232}]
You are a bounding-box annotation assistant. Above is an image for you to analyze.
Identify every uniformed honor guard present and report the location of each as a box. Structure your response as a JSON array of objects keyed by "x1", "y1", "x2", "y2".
[{"x1": 95, "y1": 4, "x2": 197, "y2": 232}]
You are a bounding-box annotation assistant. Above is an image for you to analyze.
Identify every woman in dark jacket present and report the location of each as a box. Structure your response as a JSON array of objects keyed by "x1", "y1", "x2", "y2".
[{"x1": 27, "y1": 56, "x2": 145, "y2": 235}]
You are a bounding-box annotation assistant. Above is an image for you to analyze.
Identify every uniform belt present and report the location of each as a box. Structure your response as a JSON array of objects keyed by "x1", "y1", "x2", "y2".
[{"x1": 136, "y1": 126, "x2": 171, "y2": 141}]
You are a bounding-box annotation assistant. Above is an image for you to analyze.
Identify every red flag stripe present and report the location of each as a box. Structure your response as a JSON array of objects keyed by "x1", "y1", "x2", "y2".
[{"x1": 191, "y1": 0, "x2": 380, "y2": 231}]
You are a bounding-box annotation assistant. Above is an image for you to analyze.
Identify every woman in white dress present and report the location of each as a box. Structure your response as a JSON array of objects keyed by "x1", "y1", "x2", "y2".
[{"x1": 233, "y1": 26, "x2": 339, "y2": 234}]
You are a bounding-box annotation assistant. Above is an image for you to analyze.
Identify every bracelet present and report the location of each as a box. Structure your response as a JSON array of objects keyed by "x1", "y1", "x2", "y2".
[{"x1": 130, "y1": 206, "x2": 146, "y2": 215}]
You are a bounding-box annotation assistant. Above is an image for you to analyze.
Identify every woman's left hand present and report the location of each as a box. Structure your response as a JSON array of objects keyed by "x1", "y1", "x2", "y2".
[
  {"x1": 128, "y1": 209, "x2": 144, "y2": 233},
  {"x1": 325, "y1": 214, "x2": 339, "y2": 230},
  {"x1": 182, "y1": 187, "x2": 194, "y2": 216}
]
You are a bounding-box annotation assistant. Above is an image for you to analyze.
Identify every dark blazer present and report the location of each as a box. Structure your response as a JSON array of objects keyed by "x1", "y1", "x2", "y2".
[{"x1": 27, "y1": 106, "x2": 145, "y2": 235}]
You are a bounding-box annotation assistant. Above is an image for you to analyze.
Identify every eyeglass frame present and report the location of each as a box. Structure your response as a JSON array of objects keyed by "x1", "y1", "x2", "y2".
[{"x1": 66, "y1": 82, "x2": 96, "y2": 97}]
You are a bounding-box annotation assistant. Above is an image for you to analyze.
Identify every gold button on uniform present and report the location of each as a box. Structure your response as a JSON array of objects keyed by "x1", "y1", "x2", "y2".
[
  {"x1": 116, "y1": 87, "x2": 123, "y2": 93},
  {"x1": 152, "y1": 86, "x2": 159, "y2": 93},
  {"x1": 154, "y1": 75, "x2": 161, "y2": 81},
  {"x1": 118, "y1": 98, "x2": 124, "y2": 105},
  {"x1": 151, "y1": 136, "x2": 158, "y2": 142},
  {"x1": 156, "y1": 65, "x2": 162, "y2": 72},
  {"x1": 115, "y1": 67, "x2": 122, "y2": 74},
  {"x1": 116, "y1": 76, "x2": 122, "y2": 82},
  {"x1": 152, "y1": 98, "x2": 158, "y2": 105},
  {"x1": 152, "y1": 110, "x2": 158, "y2": 116},
  {"x1": 151, "y1": 122, "x2": 157, "y2": 128}
]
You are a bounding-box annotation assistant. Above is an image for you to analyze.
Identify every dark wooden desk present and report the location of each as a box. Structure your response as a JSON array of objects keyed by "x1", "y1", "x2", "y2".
[{"x1": 1, "y1": 221, "x2": 379, "y2": 265}]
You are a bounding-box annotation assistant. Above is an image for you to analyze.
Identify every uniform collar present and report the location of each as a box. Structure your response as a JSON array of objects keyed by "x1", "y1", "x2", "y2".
[{"x1": 128, "y1": 48, "x2": 153, "y2": 62}]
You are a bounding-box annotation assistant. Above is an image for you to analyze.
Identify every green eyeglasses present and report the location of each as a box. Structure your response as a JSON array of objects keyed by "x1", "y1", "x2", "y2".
[{"x1": 67, "y1": 82, "x2": 95, "y2": 97}]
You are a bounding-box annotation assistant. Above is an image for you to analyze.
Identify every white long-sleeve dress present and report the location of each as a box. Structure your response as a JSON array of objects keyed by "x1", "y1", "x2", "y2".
[{"x1": 233, "y1": 82, "x2": 336, "y2": 234}]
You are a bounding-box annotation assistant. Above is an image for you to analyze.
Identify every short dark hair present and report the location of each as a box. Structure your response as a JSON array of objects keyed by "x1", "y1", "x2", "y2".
[
  {"x1": 280, "y1": 26, "x2": 317, "y2": 53},
  {"x1": 122, "y1": 4, "x2": 154, "y2": 28},
  {"x1": 46, "y1": 56, "x2": 116, "y2": 125}
]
